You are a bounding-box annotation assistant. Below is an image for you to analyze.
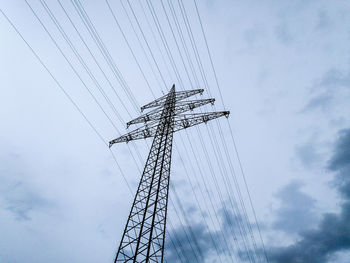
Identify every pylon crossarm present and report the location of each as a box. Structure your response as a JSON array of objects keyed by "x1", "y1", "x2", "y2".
[
  {"x1": 141, "y1": 88, "x2": 204, "y2": 111},
  {"x1": 127, "y1": 98, "x2": 215, "y2": 127},
  {"x1": 109, "y1": 111, "x2": 229, "y2": 147},
  {"x1": 172, "y1": 111, "x2": 230, "y2": 132},
  {"x1": 109, "y1": 122, "x2": 159, "y2": 147}
]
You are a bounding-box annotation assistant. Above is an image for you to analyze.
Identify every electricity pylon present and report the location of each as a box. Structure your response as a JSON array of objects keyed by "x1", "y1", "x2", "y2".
[{"x1": 110, "y1": 85, "x2": 229, "y2": 263}]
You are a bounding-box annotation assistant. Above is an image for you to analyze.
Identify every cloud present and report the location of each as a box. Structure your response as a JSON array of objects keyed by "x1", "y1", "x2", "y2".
[
  {"x1": 165, "y1": 200, "x2": 264, "y2": 263},
  {"x1": 166, "y1": 223, "x2": 215, "y2": 263},
  {"x1": 244, "y1": 24, "x2": 266, "y2": 48},
  {"x1": 315, "y1": 9, "x2": 330, "y2": 30},
  {"x1": 267, "y1": 128, "x2": 350, "y2": 263},
  {"x1": 328, "y1": 129, "x2": 350, "y2": 199},
  {"x1": 328, "y1": 129, "x2": 350, "y2": 169},
  {"x1": 272, "y1": 181, "x2": 317, "y2": 234},
  {"x1": 295, "y1": 141, "x2": 322, "y2": 168},
  {"x1": 0, "y1": 153, "x2": 52, "y2": 221},
  {"x1": 275, "y1": 23, "x2": 293, "y2": 45},
  {"x1": 2, "y1": 181, "x2": 51, "y2": 221},
  {"x1": 304, "y1": 69, "x2": 350, "y2": 112}
]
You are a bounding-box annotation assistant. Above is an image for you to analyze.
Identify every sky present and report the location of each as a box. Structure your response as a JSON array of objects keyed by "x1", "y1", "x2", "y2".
[{"x1": 1, "y1": 0, "x2": 350, "y2": 263}]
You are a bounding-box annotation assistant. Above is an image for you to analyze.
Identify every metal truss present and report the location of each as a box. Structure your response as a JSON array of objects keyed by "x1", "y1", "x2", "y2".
[
  {"x1": 110, "y1": 85, "x2": 229, "y2": 263},
  {"x1": 127, "y1": 98, "x2": 215, "y2": 127},
  {"x1": 140, "y1": 88, "x2": 203, "y2": 111}
]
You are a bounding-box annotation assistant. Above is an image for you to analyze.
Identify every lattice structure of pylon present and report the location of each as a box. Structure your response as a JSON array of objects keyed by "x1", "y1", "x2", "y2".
[{"x1": 110, "y1": 85, "x2": 229, "y2": 263}]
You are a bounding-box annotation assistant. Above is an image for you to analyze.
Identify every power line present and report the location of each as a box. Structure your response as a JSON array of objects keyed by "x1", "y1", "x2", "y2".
[
  {"x1": 175, "y1": 137, "x2": 236, "y2": 262},
  {"x1": 205, "y1": 123, "x2": 258, "y2": 263},
  {"x1": 165, "y1": 3, "x2": 256, "y2": 258},
  {"x1": 138, "y1": 0, "x2": 175, "y2": 87},
  {"x1": 117, "y1": 0, "x2": 166, "y2": 94},
  {"x1": 165, "y1": 0, "x2": 201, "y2": 89},
  {"x1": 122, "y1": 0, "x2": 169, "y2": 90},
  {"x1": 24, "y1": 0, "x2": 121, "y2": 133},
  {"x1": 192, "y1": 0, "x2": 269, "y2": 261},
  {"x1": 144, "y1": 0, "x2": 187, "y2": 90},
  {"x1": 40, "y1": 0, "x2": 125, "y2": 124},
  {"x1": 105, "y1": 0, "x2": 157, "y2": 99},
  {"x1": 172, "y1": 1, "x2": 265, "y2": 261},
  {"x1": 25, "y1": 0, "x2": 146, "y2": 192},
  {"x1": 173, "y1": 144, "x2": 228, "y2": 263},
  {"x1": 72, "y1": 0, "x2": 140, "y2": 113},
  {"x1": 192, "y1": 127, "x2": 255, "y2": 262},
  {"x1": 57, "y1": 0, "x2": 135, "y2": 120},
  {"x1": 211, "y1": 120, "x2": 262, "y2": 262},
  {"x1": 0, "y1": 7, "x2": 133, "y2": 203},
  {"x1": 169, "y1": 196, "x2": 202, "y2": 263}
]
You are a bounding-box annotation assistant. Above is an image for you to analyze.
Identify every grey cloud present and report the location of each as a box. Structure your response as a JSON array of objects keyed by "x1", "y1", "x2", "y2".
[
  {"x1": 166, "y1": 222, "x2": 215, "y2": 263},
  {"x1": 166, "y1": 202, "x2": 262, "y2": 263},
  {"x1": 272, "y1": 181, "x2": 317, "y2": 234},
  {"x1": 219, "y1": 207, "x2": 256, "y2": 236},
  {"x1": 304, "y1": 92, "x2": 332, "y2": 112},
  {"x1": 244, "y1": 24, "x2": 265, "y2": 47},
  {"x1": 328, "y1": 129, "x2": 350, "y2": 199},
  {"x1": 220, "y1": 207, "x2": 243, "y2": 231},
  {"x1": 269, "y1": 210, "x2": 350, "y2": 263},
  {"x1": 267, "y1": 129, "x2": 350, "y2": 263},
  {"x1": 304, "y1": 69, "x2": 350, "y2": 112},
  {"x1": 318, "y1": 69, "x2": 350, "y2": 89},
  {"x1": 0, "y1": 154, "x2": 52, "y2": 221},
  {"x1": 295, "y1": 142, "x2": 322, "y2": 168},
  {"x1": 275, "y1": 23, "x2": 293, "y2": 45},
  {"x1": 316, "y1": 9, "x2": 330, "y2": 30},
  {"x1": 2, "y1": 181, "x2": 51, "y2": 221},
  {"x1": 328, "y1": 129, "x2": 350, "y2": 172}
]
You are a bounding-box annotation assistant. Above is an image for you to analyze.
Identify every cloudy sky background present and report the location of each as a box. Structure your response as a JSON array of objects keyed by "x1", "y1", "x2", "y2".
[{"x1": 1, "y1": 0, "x2": 350, "y2": 262}]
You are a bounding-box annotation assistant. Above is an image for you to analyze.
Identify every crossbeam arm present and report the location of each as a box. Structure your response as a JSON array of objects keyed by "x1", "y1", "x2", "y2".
[
  {"x1": 109, "y1": 122, "x2": 158, "y2": 146},
  {"x1": 128, "y1": 99, "x2": 215, "y2": 127},
  {"x1": 109, "y1": 111, "x2": 229, "y2": 147},
  {"x1": 141, "y1": 88, "x2": 204, "y2": 112},
  {"x1": 173, "y1": 111, "x2": 229, "y2": 131}
]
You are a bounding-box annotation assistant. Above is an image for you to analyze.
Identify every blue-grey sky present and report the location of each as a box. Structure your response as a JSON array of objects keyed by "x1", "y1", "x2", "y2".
[{"x1": 1, "y1": 0, "x2": 350, "y2": 262}]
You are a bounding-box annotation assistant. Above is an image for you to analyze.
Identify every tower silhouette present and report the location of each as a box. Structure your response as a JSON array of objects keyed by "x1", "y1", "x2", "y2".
[{"x1": 110, "y1": 85, "x2": 229, "y2": 263}]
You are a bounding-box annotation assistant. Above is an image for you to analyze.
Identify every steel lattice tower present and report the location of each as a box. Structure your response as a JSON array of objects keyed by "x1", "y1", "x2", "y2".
[{"x1": 109, "y1": 85, "x2": 229, "y2": 263}]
